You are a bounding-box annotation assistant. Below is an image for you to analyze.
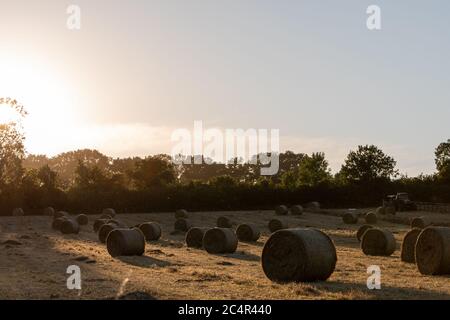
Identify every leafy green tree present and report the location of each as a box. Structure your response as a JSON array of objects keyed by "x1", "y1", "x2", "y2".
[
  {"x1": 435, "y1": 139, "x2": 450, "y2": 182},
  {"x1": 297, "y1": 152, "x2": 332, "y2": 186},
  {"x1": 129, "y1": 155, "x2": 176, "y2": 189}
]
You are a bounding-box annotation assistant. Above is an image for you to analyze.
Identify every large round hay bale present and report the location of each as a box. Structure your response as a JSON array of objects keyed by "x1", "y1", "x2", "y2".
[
  {"x1": 185, "y1": 227, "x2": 208, "y2": 248},
  {"x1": 236, "y1": 223, "x2": 260, "y2": 242},
  {"x1": 12, "y1": 208, "x2": 24, "y2": 216},
  {"x1": 342, "y1": 213, "x2": 358, "y2": 224},
  {"x1": 174, "y1": 218, "x2": 192, "y2": 232},
  {"x1": 290, "y1": 205, "x2": 303, "y2": 215},
  {"x1": 43, "y1": 207, "x2": 55, "y2": 216},
  {"x1": 217, "y1": 216, "x2": 232, "y2": 228},
  {"x1": 76, "y1": 214, "x2": 89, "y2": 226},
  {"x1": 54, "y1": 211, "x2": 69, "y2": 219},
  {"x1": 356, "y1": 224, "x2": 374, "y2": 242},
  {"x1": 203, "y1": 228, "x2": 238, "y2": 254},
  {"x1": 268, "y1": 219, "x2": 288, "y2": 233},
  {"x1": 261, "y1": 228, "x2": 337, "y2": 283},
  {"x1": 52, "y1": 217, "x2": 68, "y2": 230},
  {"x1": 60, "y1": 219, "x2": 80, "y2": 234},
  {"x1": 102, "y1": 208, "x2": 116, "y2": 217},
  {"x1": 411, "y1": 216, "x2": 432, "y2": 229},
  {"x1": 400, "y1": 228, "x2": 421, "y2": 263},
  {"x1": 361, "y1": 228, "x2": 396, "y2": 256},
  {"x1": 365, "y1": 212, "x2": 377, "y2": 224},
  {"x1": 106, "y1": 228, "x2": 146, "y2": 257},
  {"x1": 275, "y1": 205, "x2": 288, "y2": 216},
  {"x1": 93, "y1": 218, "x2": 109, "y2": 232},
  {"x1": 175, "y1": 209, "x2": 188, "y2": 219},
  {"x1": 99, "y1": 223, "x2": 117, "y2": 243},
  {"x1": 415, "y1": 227, "x2": 450, "y2": 275},
  {"x1": 138, "y1": 222, "x2": 162, "y2": 241}
]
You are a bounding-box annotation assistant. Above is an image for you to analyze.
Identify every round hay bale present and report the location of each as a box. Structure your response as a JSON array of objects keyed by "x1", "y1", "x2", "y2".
[
  {"x1": 342, "y1": 212, "x2": 358, "y2": 224},
  {"x1": 356, "y1": 224, "x2": 374, "y2": 242},
  {"x1": 60, "y1": 219, "x2": 80, "y2": 235},
  {"x1": 174, "y1": 218, "x2": 192, "y2": 232},
  {"x1": 99, "y1": 223, "x2": 117, "y2": 243},
  {"x1": 43, "y1": 207, "x2": 55, "y2": 216},
  {"x1": 400, "y1": 228, "x2": 421, "y2": 263},
  {"x1": 275, "y1": 205, "x2": 288, "y2": 216},
  {"x1": 93, "y1": 218, "x2": 109, "y2": 232},
  {"x1": 138, "y1": 222, "x2": 162, "y2": 241},
  {"x1": 268, "y1": 219, "x2": 288, "y2": 233},
  {"x1": 305, "y1": 202, "x2": 321, "y2": 212},
  {"x1": 385, "y1": 206, "x2": 396, "y2": 215},
  {"x1": 411, "y1": 216, "x2": 432, "y2": 229},
  {"x1": 415, "y1": 227, "x2": 450, "y2": 275},
  {"x1": 262, "y1": 228, "x2": 337, "y2": 283},
  {"x1": 290, "y1": 205, "x2": 303, "y2": 215},
  {"x1": 375, "y1": 207, "x2": 385, "y2": 215},
  {"x1": 217, "y1": 216, "x2": 232, "y2": 228},
  {"x1": 12, "y1": 208, "x2": 24, "y2": 216},
  {"x1": 175, "y1": 209, "x2": 188, "y2": 219},
  {"x1": 52, "y1": 217, "x2": 68, "y2": 231},
  {"x1": 54, "y1": 211, "x2": 69, "y2": 219},
  {"x1": 365, "y1": 212, "x2": 377, "y2": 224},
  {"x1": 107, "y1": 219, "x2": 127, "y2": 228},
  {"x1": 203, "y1": 228, "x2": 238, "y2": 254},
  {"x1": 76, "y1": 214, "x2": 89, "y2": 226},
  {"x1": 185, "y1": 227, "x2": 208, "y2": 248},
  {"x1": 100, "y1": 214, "x2": 112, "y2": 220},
  {"x1": 361, "y1": 228, "x2": 396, "y2": 256},
  {"x1": 106, "y1": 228, "x2": 145, "y2": 257},
  {"x1": 102, "y1": 208, "x2": 116, "y2": 217},
  {"x1": 236, "y1": 223, "x2": 260, "y2": 242}
]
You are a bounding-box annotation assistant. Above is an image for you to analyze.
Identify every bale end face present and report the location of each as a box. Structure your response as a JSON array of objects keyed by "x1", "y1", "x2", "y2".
[
  {"x1": 93, "y1": 219, "x2": 109, "y2": 232},
  {"x1": 43, "y1": 207, "x2": 55, "y2": 216},
  {"x1": 400, "y1": 228, "x2": 421, "y2": 263},
  {"x1": 356, "y1": 225, "x2": 374, "y2": 242},
  {"x1": 411, "y1": 217, "x2": 432, "y2": 229},
  {"x1": 102, "y1": 208, "x2": 116, "y2": 217},
  {"x1": 342, "y1": 213, "x2": 358, "y2": 224},
  {"x1": 365, "y1": 212, "x2": 377, "y2": 224},
  {"x1": 185, "y1": 227, "x2": 208, "y2": 248},
  {"x1": 106, "y1": 228, "x2": 146, "y2": 257},
  {"x1": 76, "y1": 214, "x2": 89, "y2": 226},
  {"x1": 52, "y1": 217, "x2": 68, "y2": 231},
  {"x1": 275, "y1": 205, "x2": 288, "y2": 216},
  {"x1": 415, "y1": 227, "x2": 450, "y2": 275},
  {"x1": 99, "y1": 223, "x2": 117, "y2": 243},
  {"x1": 203, "y1": 228, "x2": 238, "y2": 254},
  {"x1": 60, "y1": 220, "x2": 80, "y2": 235},
  {"x1": 236, "y1": 224, "x2": 260, "y2": 242},
  {"x1": 268, "y1": 219, "x2": 288, "y2": 233},
  {"x1": 217, "y1": 216, "x2": 232, "y2": 228},
  {"x1": 139, "y1": 222, "x2": 162, "y2": 241},
  {"x1": 174, "y1": 218, "x2": 192, "y2": 232},
  {"x1": 361, "y1": 228, "x2": 396, "y2": 256},
  {"x1": 175, "y1": 209, "x2": 188, "y2": 219},
  {"x1": 290, "y1": 205, "x2": 304, "y2": 215}
]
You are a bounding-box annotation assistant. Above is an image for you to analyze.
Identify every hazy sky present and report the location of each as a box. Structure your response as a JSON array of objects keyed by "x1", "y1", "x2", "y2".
[{"x1": 1, "y1": 1, "x2": 449, "y2": 175}]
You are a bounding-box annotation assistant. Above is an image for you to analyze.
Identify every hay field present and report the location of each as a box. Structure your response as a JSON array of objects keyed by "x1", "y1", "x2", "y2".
[{"x1": 1, "y1": 209, "x2": 450, "y2": 300}]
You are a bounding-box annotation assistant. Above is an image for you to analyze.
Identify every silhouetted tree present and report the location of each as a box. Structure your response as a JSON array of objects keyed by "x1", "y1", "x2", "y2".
[{"x1": 435, "y1": 139, "x2": 450, "y2": 182}]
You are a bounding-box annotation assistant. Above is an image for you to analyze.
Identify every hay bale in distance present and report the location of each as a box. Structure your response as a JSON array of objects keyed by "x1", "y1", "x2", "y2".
[
  {"x1": 174, "y1": 218, "x2": 192, "y2": 232},
  {"x1": 138, "y1": 222, "x2": 162, "y2": 241},
  {"x1": 100, "y1": 214, "x2": 112, "y2": 220},
  {"x1": 107, "y1": 219, "x2": 127, "y2": 228},
  {"x1": 76, "y1": 214, "x2": 89, "y2": 226},
  {"x1": 217, "y1": 216, "x2": 232, "y2": 228},
  {"x1": 304, "y1": 202, "x2": 321, "y2": 212},
  {"x1": 361, "y1": 228, "x2": 396, "y2": 256},
  {"x1": 385, "y1": 206, "x2": 396, "y2": 215},
  {"x1": 106, "y1": 228, "x2": 145, "y2": 257},
  {"x1": 365, "y1": 212, "x2": 377, "y2": 224},
  {"x1": 342, "y1": 212, "x2": 358, "y2": 224},
  {"x1": 93, "y1": 218, "x2": 109, "y2": 232},
  {"x1": 375, "y1": 207, "x2": 385, "y2": 215},
  {"x1": 185, "y1": 227, "x2": 208, "y2": 248},
  {"x1": 203, "y1": 228, "x2": 238, "y2": 254},
  {"x1": 262, "y1": 228, "x2": 337, "y2": 283},
  {"x1": 290, "y1": 205, "x2": 303, "y2": 215},
  {"x1": 175, "y1": 209, "x2": 188, "y2": 219},
  {"x1": 99, "y1": 223, "x2": 117, "y2": 243},
  {"x1": 12, "y1": 208, "x2": 24, "y2": 216},
  {"x1": 268, "y1": 219, "x2": 288, "y2": 233},
  {"x1": 415, "y1": 227, "x2": 450, "y2": 275},
  {"x1": 275, "y1": 205, "x2": 288, "y2": 216},
  {"x1": 356, "y1": 225, "x2": 374, "y2": 242},
  {"x1": 411, "y1": 216, "x2": 432, "y2": 229},
  {"x1": 52, "y1": 217, "x2": 68, "y2": 230},
  {"x1": 54, "y1": 211, "x2": 69, "y2": 219},
  {"x1": 43, "y1": 207, "x2": 55, "y2": 216},
  {"x1": 60, "y1": 219, "x2": 80, "y2": 234},
  {"x1": 236, "y1": 223, "x2": 260, "y2": 242},
  {"x1": 400, "y1": 228, "x2": 421, "y2": 263},
  {"x1": 102, "y1": 208, "x2": 116, "y2": 217}
]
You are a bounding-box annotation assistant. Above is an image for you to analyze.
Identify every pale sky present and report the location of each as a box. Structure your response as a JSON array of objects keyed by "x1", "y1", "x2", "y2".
[{"x1": 1, "y1": 0, "x2": 449, "y2": 175}]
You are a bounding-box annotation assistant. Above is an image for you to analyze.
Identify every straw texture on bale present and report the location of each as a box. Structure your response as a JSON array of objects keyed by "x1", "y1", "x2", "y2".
[
  {"x1": 415, "y1": 227, "x2": 450, "y2": 275},
  {"x1": 261, "y1": 228, "x2": 337, "y2": 283},
  {"x1": 217, "y1": 216, "x2": 232, "y2": 228},
  {"x1": 138, "y1": 222, "x2": 162, "y2": 241},
  {"x1": 342, "y1": 213, "x2": 358, "y2": 224},
  {"x1": 93, "y1": 219, "x2": 109, "y2": 232},
  {"x1": 185, "y1": 227, "x2": 208, "y2": 248},
  {"x1": 400, "y1": 228, "x2": 421, "y2": 263},
  {"x1": 43, "y1": 207, "x2": 55, "y2": 216},
  {"x1": 203, "y1": 228, "x2": 238, "y2": 254},
  {"x1": 356, "y1": 225, "x2": 374, "y2": 242},
  {"x1": 236, "y1": 223, "x2": 260, "y2": 242},
  {"x1": 411, "y1": 217, "x2": 432, "y2": 229},
  {"x1": 361, "y1": 228, "x2": 396, "y2": 256},
  {"x1": 365, "y1": 212, "x2": 377, "y2": 224},
  {"x1": 102, "y1": 208, "x2": 116, "y2": 217},
  {"x1": 268, "y1": 219, "x2": 288, "y2": 233},
  {"x1": 174, "y1": 218, "x2": 192, "y2": 232},
  {"x1": 60, "y1": 219, "x2": 80, "y2": 234},
  {"x1": 175, "y1": 209, "x2": 188, "y2": 219},
  {"x1": 106, "y1": 228, "x2": 146, "y2": 257},
  {"x1": 12, "y1": 208, "x2": 24, "y2": 216},
  {"x1": 99, "y1": 223, "x2": 117, "y2": 243},
  {"x1": 76, "y1": 214, "x2": 89, "y2": 226},
  {"x1": 52, "y1": 217, "x2": 67, "y2": 230},
  {"x1": 290, "y1": 205, "x2": 303, "y2": 215},
  {"x1": 275, "y1": 205, "x2": 288, "y2": 216}
]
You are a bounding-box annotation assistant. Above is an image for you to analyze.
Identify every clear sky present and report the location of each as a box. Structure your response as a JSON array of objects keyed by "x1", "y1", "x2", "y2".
[{"x1": 1, "y1": 0, "x2": 449, "y2": 175}]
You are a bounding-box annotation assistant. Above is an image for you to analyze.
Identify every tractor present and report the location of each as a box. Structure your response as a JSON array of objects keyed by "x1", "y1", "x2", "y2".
[{"x1": 382, "y1": 193, "x2": 417, "y2": 212}]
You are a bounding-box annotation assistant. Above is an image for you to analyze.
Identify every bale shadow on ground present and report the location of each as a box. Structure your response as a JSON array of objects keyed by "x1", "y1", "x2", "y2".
[
  {"x1": 219, "y1": 251, "x2": 260, "y2": 262},
  {"x1": 117, "y1": 255, "x2": 172, "y2": 268}
]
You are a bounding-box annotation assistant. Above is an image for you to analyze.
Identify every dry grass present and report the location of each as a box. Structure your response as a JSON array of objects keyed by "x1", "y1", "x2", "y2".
[{"x1": 1, "y1": 209, "x2": 450, "y2": 300}]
